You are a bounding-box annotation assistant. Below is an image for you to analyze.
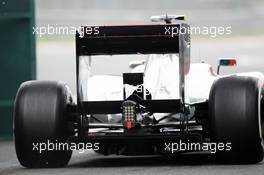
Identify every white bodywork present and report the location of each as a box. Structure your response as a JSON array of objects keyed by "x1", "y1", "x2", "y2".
[
  {"x1": 86, "y1": 54, "x2": 218, "y2": 103},
  {"x1": 85, "y1": 54, "x2": 264, "y2": 104},
  {"x1": 81, "y1": 54, "x2": 264, "y2": 123}
]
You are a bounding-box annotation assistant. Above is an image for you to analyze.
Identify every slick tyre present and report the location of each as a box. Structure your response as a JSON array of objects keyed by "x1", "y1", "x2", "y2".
[
  {"x1": 209, "y1": 76, "x2": 264, "y2": 163},
  {"x1": 14, "y1": 81, "x2": 74, "y2": 168}
]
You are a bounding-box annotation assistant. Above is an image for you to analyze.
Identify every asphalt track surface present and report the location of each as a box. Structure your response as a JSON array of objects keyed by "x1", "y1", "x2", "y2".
[{"x1": 1, "y1": 141, "x2": 264, "y2": 175}]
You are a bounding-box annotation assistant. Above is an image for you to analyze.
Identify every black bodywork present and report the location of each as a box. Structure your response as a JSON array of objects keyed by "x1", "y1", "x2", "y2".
[{"x1": 69, "y1": 23, "x2": 208, "y2": 155}]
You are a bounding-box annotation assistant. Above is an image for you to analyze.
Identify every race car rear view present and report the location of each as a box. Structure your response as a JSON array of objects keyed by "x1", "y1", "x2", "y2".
[{"x1": 14, "y1": 15, "x2": 264, "y2": 168}]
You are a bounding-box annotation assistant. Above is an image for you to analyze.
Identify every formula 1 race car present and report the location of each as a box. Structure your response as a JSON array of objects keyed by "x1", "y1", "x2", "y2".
[{"x1": 14, "y1": 15, "x2": 264, "y2": 168}]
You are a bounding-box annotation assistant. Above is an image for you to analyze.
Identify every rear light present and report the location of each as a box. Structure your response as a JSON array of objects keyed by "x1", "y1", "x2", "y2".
[
  {"x1": 122, "y1": 100, "x2": 137, "y2": 129},
  {"x1": 126, "y1": 121, "x2": 132, "y2": 129}
]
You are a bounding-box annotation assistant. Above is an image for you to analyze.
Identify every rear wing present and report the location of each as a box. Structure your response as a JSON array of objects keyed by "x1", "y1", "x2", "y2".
[
  {"x1": 76, "y1": 24, "x2": 184, "y2": 55},
  {"x1": 75, "y1": 23, "x2": 191, "y2": 114}
]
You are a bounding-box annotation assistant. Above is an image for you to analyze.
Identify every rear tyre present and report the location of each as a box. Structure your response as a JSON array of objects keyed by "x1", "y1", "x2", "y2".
[
  {"x1": 14, "y1": 81, "x2": 74, "y2": 168},
  {"x1": 209, "y1": 76, "x2": 264, "y2": 163}
]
